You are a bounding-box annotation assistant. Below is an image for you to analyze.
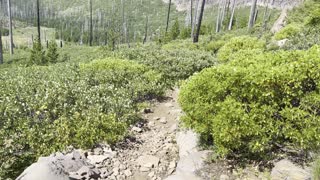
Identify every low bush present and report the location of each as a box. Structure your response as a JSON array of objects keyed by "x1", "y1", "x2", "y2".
[
  {"x1": 217, "y1": 36, "x2": 265, "y2": 62},
  {"x1": 0, "y1": 59, "x2": 165, "y2": 178},
  {"x1": 274, "y1": 24, "x2": 301, "y2": 40},
  {"x1": 205, "y1": 40, "x2": 226, "y2": 53},
  {"x1": 179, "y1": 46, "x2": 320, "y2": 159}
]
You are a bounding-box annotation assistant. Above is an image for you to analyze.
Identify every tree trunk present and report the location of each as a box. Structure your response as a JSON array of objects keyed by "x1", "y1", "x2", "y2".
[
  {"x1": 228, "y1": 0, "x2": 236, "y2": 30},
  {"x1": 143, "y1": 15, "x2": 148, "y2": 44},
  {"x1": 193, "y1": 0, "x2": 205, "y2": 43},
  {"x1": 89, "y1": 0, "x2": 93, "y2": 46},
  {"x1": 248, "y1": 0, "x2": 258, "y2": 30},
  {"x1": 165, "y1": 0, "x2": 172, "y2": 33},
  {"x1": 216, "y1": 0, "x2": 222, "y2": 33},
  {"x1": 192, "y1": 0, "x2": 200, "y2": 38},
  {"x1": 190, "y1": 0, "x2": 193, "y2": 28},
  {"x1": 0, "y1": 28, "x2": 3, "y2": 64},
  {"x1": 7, "y1": 0, "x2": 13, "y2": 55},
  {"x1": 36, "y1": 0, "x2": 41, "y2": 43}
]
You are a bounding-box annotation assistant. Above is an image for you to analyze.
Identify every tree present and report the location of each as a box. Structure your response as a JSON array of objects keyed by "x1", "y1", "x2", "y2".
[
  {"x1": 248, "y1": 0, "x2": 258, "y2": 30},
  {"x1": 89, "y1": 0, "x2": 93, "y2": 46},
  {"x1": 192, "y1": 0, "x2": 200, "y2": 38},
  {"x1": 36, "y1": 0, "x2": 41, "y2": 44},
  {"x1": 170, "y1": 19, "x2": 180, "y2": 40},
  {"x1": 228, "y1": 0, "x2": 236, "y2": 30},
  {"x1": 46, "y1": 40, "x2": 59, "y2": 63},
  {"x1": 7, "y1": 0, "x2": 13, "y2": 55},
  {"x1": 193, "y1": 0, "x2": 205, "y2": 43},
  {"x1": 30, "y1": 38, "x2": 46, "y2": 65},
  {"x1": 143, "y1": 15, "x2": 148, "y2": 44},
  {"x1": 165, "y1": 0, "x2": 172, "y2": 33},
  {"x1": 0, "y1": 28, "x2": 3, "y2": 64}
]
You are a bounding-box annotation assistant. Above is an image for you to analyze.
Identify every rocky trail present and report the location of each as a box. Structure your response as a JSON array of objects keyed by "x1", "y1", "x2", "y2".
[{"x1": 18, "y1": 89, "x2": 210, "y2": 180}]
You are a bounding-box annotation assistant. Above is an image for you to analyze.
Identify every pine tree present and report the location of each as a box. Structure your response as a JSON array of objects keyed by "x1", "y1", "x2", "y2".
[
  {"x1": 46, "y1": 40, "x2": 59, "y2": 64},
  {"x1": 30, "y1": 38, "x2": 46, "y2": 65},
  {"x1": 170, "y1": 19, "x2": 180, "y2": 40}
]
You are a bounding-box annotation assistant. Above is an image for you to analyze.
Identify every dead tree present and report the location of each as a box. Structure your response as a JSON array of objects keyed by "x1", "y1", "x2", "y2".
[
  {"x1": 193, "y1": 0, "x2": 205, "y2": 43},
  {"x1": 165, "y1": 0, "x2": 172, "y2": 33},
  {"x1": 7, "y1": 0, "x2": 13, "y2": 54},
  {"x1": 248, "y1": 0, "x2": 258, "y2": 30}
]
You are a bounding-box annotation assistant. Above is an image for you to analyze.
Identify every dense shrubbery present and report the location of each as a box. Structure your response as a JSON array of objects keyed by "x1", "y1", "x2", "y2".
[
  {"x1": 217, "y1": 36, "x2": 266, "y2": 62},
  {"x1": 274, "y1": 24, "x2": 301, "y2": 40},
  {"x1": 0, "y1": 59, "x2": 165, "y2": 178},
  {"x1": 107, "y1": 44, "x2": 216, "y2": 84},
  {"x1": 179, "y1": 46, "x2": 320, "y2": 159}
]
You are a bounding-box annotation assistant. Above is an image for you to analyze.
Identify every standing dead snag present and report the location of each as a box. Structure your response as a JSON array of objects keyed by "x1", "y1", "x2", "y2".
[{"x1": 193, "y1": 0, "x2": 206, "y2": 43}]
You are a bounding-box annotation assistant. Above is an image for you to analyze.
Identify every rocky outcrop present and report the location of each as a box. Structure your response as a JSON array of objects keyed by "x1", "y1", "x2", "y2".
[{"x1": 271, "y1": 159, "x2": 312, "y2": 180}]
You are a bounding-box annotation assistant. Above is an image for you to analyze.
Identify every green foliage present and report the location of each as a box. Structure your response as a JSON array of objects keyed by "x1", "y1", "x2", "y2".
[
  {"x1": 180, "y1": 26, "x2": 191, "y2": 39},
  {"x1": 217, "y1": 36, "x2": 266, "y2": 62},
  {"x1": 46, "y1": 40, "x2": 59, "y2": 63},
  {"x1": 0, "y1": 59, "x2": 166, "y2": 179},
  {"x1": 314, "y1": 157, "x2": 320, "y2": 180},
  {"x1": 107, "y1": 44, "x2": 216, "y2": 85},
  {"x1": 205, "y1": 40, "x2": 226, "y2": 53},
  {"x1": 274, "y1": 24, "x2": 301, "y2": 40},
  {"x1": 170, "y1": 19, "x2": 180, "y2": 40},
  {"x1": 29, "y1": 39, "x2": 47, "y2": 65},
  {"x1": 179, "y1": 46, "x2": 320, "y2": 159}
]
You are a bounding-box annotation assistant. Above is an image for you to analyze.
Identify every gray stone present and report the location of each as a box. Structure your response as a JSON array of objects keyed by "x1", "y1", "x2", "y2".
[
  {"x1": 77, "y1": 166, "x2": 90, "y2": 176},
  {"x1": 167, "y1": 168, "x2": 175, "y2": 175},
  {"x1": 168, "y1": 161, "x2": 176, "y2": 169},
  {"x1": 148, "y1": 171, "x2": 155, "y2": 177},
  {"x1": 87, "y1": 155, "x2": 110, "y2": 164},
  {"x1": 159, "y1": 117, "x2": 167, "y2": 124},
  {"x1": 69, "y1": 174, "x2": 83, "y2": 180},
  {"x1": 17, "y1": 152, "x2": 87, "y2": 180},
  {"x1": 271, "y1": 159, "x2": 311, "y2": 180},
  {"x1": 140, "y1": 167, "x2": 150, "y2": 172},
  {"x1": 220, "y1": 174, "x2": 230, "y2": 180},
  {"x1": 136, "y1": 155, "x2": 160, "y2": 168},
  {"x1": 132, "y1": 127, "x2": 143, "y2": 133},
  {"x1": 124, "y1": 169, "x2": 132, "y2": 177}
]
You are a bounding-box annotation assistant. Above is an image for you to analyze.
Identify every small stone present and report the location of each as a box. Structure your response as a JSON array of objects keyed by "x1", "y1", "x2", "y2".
[
  {"x1": 167, "y1": 168, "x2": 175, "y2": 175},
  {"x1": 87, "y1": 155, "x2": 110, "y2": 164},
  {"x1": 93, "y1": 147, "x2": 103, "y2": 155},
  {"x1": 119, "y1": 164, "x2": 126, "y2": 170},
  {"x1": 164, "y1": 103, "x2": 174, "y2": 108},
  {"x1": 148, "y1": 171, "x2": 155, "y2": 177},
  {"x1": 140, "y1": 167, "x2": 150, "y2": 172},
  {"x1": 159, "y1": 118, "x2": 167, "y2": 124},
  {"x1": 148, "y1": 121, "x2": 155, "y2": 127},
  {"x1": 124, "y1": 169, "x2": 132, "y2": 177},
  {"x1": 88, "y1": 169, "x2": 101, "y2": 179},
  {"x1": 220, "y1": 174, "x2": 230, "y2": 180},
  {"x1": 77, "y1": 166, "x2": 90, "y2": 176},
  {"x1": 153, "y1": 117, "x2": 161, "y2": 121},
  {"x1": 136, "y1": 155, "x2": 160, "y2": 168},
  {"x1": 168, "y1": 161, "x2": 176, "y2": 169},
  {"x1": 144, "y1": 108, "x2": 152, "y2": 113},
  {"x1": 132, "y1": 127, "x2": 143, "y2": 133},
  {"x1": 69, "y1": 174, "x2": 83, "y2": 180},
  {"x1": 117, "y1": 175, "x2": 126, "y2": 180}
]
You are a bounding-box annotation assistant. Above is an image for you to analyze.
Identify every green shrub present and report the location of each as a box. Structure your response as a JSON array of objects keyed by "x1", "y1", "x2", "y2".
[
  {"x1": 179, "y1": 46, "x2": 320, "y2": 159},
  {"x1": 29, "y1": 39, "x2": 47, "y2": 65},
  {"x1": 46, "y1": 40, "x2": 59, "y2": 63},
  {"x1": 108, "y1": 44, "x2": 216, "y2": 84},
  {"x1": 274, "y1": 24, "x2": 301, "y2": 40},
  {"x1": 314, "y1": 157, "x2": 320, "y2": 180},
  {"x1": 217, "y1": 36, "x2": 265, "y2": 62},
  {"x1": 205, "y1": 40, "x2": 226, "y2": 53},
  {"x1": 170, "y1": 19, "x2": 180, "y2": 40},
  {"x1": 0, "y1": 59, "x2": 165, "y2": 179}
]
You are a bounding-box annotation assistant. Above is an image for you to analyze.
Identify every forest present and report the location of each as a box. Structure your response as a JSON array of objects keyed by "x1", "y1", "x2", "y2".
[{"x1": 0, "y1": 0, "x2": 320, "y2": 179}]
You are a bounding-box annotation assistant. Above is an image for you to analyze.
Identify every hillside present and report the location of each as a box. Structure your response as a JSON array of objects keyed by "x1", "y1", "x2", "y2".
[{"x1": 1, "y1": 0, "x2": 320, "y2": 180}]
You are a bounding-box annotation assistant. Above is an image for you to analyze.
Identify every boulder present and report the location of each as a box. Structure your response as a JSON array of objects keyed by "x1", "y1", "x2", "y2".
[{"x1": 271, "y1": 159, "x2": 311, "y2": 180}]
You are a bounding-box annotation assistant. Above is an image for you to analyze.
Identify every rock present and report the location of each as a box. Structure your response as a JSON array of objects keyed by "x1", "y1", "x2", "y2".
[
  {"x1": 124, "y1": 169, "x2": 132, "y2": 177},
  {"x1": 153, "y1": 117, "x2": 161, "y2": 121},
  {"x1": 93, "y1": 147, "x2": 103, "y2": 155},
  {"x1": 132, "y1": 126, "x2": 143, "y2": 133},
  {"x1": 159, "y1": 117, "x2": 167, "y2": 124},
  {"x1": 88, "y1": 169, "x2": 101, "y2": 179},
  {"x1": 77, "y1": 166, "x2": 90, "y2": 176},
  {"x1": 148, "y1": 121, "x2": 156, "y2": 127},
  {"x1": 144, "y1": 108, "x2": 153, "y2": 113},
  {"x1": 117, "y1": 175, "x2": 126, "y2": 180},
  {"x1": 164, "y1": 103, "x2": 174, "y2": 108},
  {"x1": 148, "y1": 171, "x2": 155, "y2": 177},
  {"x1": 271, "y1": 159, "x2": 311, "y2": 180},
  {"x1": 140, "y1": 167, "x2": 150, "y2": 172},
  {"x1": 169, "y1": 161, "x2": 176, "y2": 169},
  {"x1": 87, "y1": 155, "x2": 110, "y2": 164},
  {"x1": 119, "y1": 164, "x2": 126, "y2": 170},
  {"x1": 136, "y1": 155, "x2": 160, "y2": 168},
  {"x1": 167, "y1": 168, "x2": 175, "y2": 175},
  {"x1": 69, "y1": 174, "x2": 83, "y2": 180},
  {"x1": 220, "y1": 174, "x2": 230, "y2": 180},
  {"x1": 277, "y1": 39, "x2": 288, "y2": 48},
  {"x1": 169, "y1": 124, "x2": 178, "y2": 132},
  {"x1": 17, "y1": 151, "x2": 87, "y2": 180}
]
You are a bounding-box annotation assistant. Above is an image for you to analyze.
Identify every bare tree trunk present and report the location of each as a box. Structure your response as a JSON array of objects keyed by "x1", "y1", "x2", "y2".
[
  {"x1": 89, "y1": 0, "x2": 93, "y2": 46},
  {"x1": 7, "y1": 0, "x2": 13, "y2": 55},
  {"x1": 191, "y1": 0, "x2": 200, "y2": 38},
  {"x1": 190, "y1": 0, "x2": 193, "y2": 28},
  {"x1": 36, "y1": 0, "x2": 41, "y2": 43},
  {"x1": 165, "y1": 0, "x2": 172, "y2": 33},
  {"x1": 248, "y1": 0, "x2": 258, "y2": 30},
  {"x1": 0, "y1": 28, "x2": 3, "y2": 64},
  {"x1": 143, "y1": 15, "x2": 148, "y2": 44},
  {"x1": 262, "y1": 0, "x2": 270, "y2": 31},
  {"x1": 216, "y1": 0, "x2": 222, "y2": 33},
  {"x1": 193, "y1": 0, "x2": 205, "y2": 43},
  {"x1": 228, "y1": 0, "x2": 236, "y2": 30}
]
